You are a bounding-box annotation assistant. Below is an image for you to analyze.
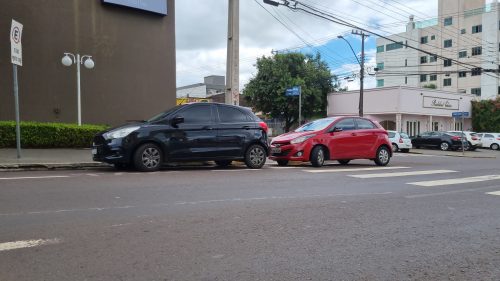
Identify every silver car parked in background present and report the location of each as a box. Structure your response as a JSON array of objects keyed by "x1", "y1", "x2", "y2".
[
  {"x1": 475, "y1": 133, "x2": 500, "y2": 150},
  {"x1": 387, "y1": 131, "x2": 412, "y2": 152}
]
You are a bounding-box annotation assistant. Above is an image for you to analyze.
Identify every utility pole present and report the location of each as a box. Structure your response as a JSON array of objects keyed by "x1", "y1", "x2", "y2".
[
  {"x1": 351, "y1": 30, "x2": 369, "y2": 117},
  {"x1": 226, "y1": 0, "x2": 239, "y2": 105}
]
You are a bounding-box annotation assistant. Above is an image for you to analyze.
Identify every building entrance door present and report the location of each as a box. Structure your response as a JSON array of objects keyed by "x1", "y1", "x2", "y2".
[{"x1": 406, "y1": 121, "x2": 421, "y2": 137}]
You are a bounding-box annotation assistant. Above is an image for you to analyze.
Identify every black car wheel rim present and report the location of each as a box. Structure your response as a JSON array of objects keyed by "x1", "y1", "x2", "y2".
[
  {"x1": 142, "y1": 147, "x2": 160, "y2": 168},
  {"x1": 249, "y1": 147, "x2": 265, "y2": 166},
  {"x1": 441, "y1": 143, "x2": 449, "y2": 150},
  {"x1": 378, "y1": 149, "x2": 389, "y2": 164}
]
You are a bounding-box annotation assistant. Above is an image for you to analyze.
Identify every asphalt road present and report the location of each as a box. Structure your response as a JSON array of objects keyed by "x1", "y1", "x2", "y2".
[{"x1": 1, "y1": 151, "x2": 500, "y2": 281}]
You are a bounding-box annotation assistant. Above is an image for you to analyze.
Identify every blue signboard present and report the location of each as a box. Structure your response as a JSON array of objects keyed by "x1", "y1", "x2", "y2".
[
  {"x1": 103, "y1": 0, "x2": 167, "y2": 16},
  {"x1": 285, "y1": 86, "x2": 301, "y2": 97},
  {"x1": 452, "y1": 111, "x2": 469, "y2": 118}
]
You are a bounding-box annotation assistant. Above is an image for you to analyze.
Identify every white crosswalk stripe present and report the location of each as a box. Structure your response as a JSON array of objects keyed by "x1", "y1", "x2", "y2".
[
  {"x1": 408, "y1": 175, "x2": 500, "y2": 187},
  {"x1": 303, "y1": 166, "x2": 410, "y2": 173},
  {"x1": 349, "y1": 170, "x2": 456, "y2": 179},
  {"x1": 486, "y1": 191, "x2": 500, "y2": 196}
]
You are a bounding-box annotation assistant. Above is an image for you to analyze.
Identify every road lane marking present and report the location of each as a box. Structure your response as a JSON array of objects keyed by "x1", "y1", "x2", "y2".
[
  {"x1": 408, "y1": 175, "x2": 500, "y2": 187},
  {"x1": 486, "y1": 191, "x2": 500, "y2": 196},
  {"x1": 349, "y1": 170, "x2": 456, "y2": 179},
  {"x1": 303, "y1": 166, "x2": 411, "y2": 173},
  {"x1": 405, "y1": 185, "x2": 500, "y2": 199},
  {"x1": 0, "y1": 175, "x2": 70, "y2": 180},
  {"x1": 0, "y1": 238, "x2": 61, "y2": 252}
]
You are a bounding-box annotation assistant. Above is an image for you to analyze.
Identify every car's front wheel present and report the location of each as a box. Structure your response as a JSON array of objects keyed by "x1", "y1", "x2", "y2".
[
  {"x1": 310, "y1": 146, "x2": 325, "y2": 167},
  {"x1": 374, "y1": 146, "x2": 391, "y2": 166},
  {"x1": 392, "y1": 143, "x2": 399, "y2": 152},
  {"x1": 133, "y1": 143, "x2": 163, "y2": 172},
  {"x1": 245, "y1": 144, "x2": 266, "y2": 169}
]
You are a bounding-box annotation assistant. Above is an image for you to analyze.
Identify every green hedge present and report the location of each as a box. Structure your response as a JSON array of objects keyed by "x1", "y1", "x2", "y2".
[
  {"x1": 471, "y1": 97, "x2": 500, "y2": 132},
  {"x1": 0, "y1": 121, "x2": 109, "y2": 148}
]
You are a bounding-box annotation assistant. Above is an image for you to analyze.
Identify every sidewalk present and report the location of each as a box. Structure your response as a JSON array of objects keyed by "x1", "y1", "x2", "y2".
[{"x1": 0, "y1": 148, "x2": 109, "y2": 170}]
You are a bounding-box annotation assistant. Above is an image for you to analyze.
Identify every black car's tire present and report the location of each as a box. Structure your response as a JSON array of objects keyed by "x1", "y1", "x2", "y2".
[
  {"x1": 310, "y1": 146, "x2": 325, "y2": 167},
  {"x1": 439, "y1": 142, "x2": 450, "y2": 151},
  {"x1": 244, "y1": 144, "x2": 266, "y2": 169},
  {"x1": 277, "y1": 160, "x2": 289, "y2": 166},
  {"x1": 392, "y1": 143, "x2": 399, "y2": 152},
  {"x1": 491, "y1": 143, "x2": 500, "y2": 150},
  {"x1": 215, "y1": 160, "x2": 232, "y2": 167},
  {"x1": 133, "y1": 143, "x2": 163, "y2": 172},
  {"x1": 338, "y1": 159, "x2": 350, "y2": 165},
  {"x1": 374, "y1": 146, "x2": 391, "y2": 166},
  {"x1": 400, "y1": 148, "x2": 410, "y2": 153}
]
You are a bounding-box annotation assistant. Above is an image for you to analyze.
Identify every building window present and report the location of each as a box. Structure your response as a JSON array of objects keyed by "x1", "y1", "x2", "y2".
[
  {"x1": 459, "y1": 51, "x2": 467, "y2": 58},
  {"x1": 444, "y1": 17, "x2": 453, "y2": 26},
  {"x1": 443, "y1": 78, "x2": 452, "y2": 86},
  {"x1": 459, "y1": 71, "x2": 467, "y2": 78},
  {"x1": 376, "y1": 45, "x2": 384, "y2": 53},
  {"x1": 444, "y1": 59, "x2": 452, "y2": 67},
  {"x1": 420, "y1": 74, "x2": 427, "y2": 82},
  {"x1": 472, "y1": 25, "x2": 482, "y2": 34},
  {"x1": 430, "y1": 75, "x2": 437, "y2": 81},
  {"x1": 471, "y1": 68, "x2": 481, "y2": 76},
  {"x1": 444, "y1": 39, "x2": 452, "y2": 48},
  {"x1": 377, "y1": 79, "x2": 384, "y2": 87},
  {"x1": 461, "y1": 29, "x2": 466, "y2": 34},
  {"x1": 376, "y1": 62, "x2": 384, "y2": 70},
  {"x1": 431, "y1": 35, "x2": 436, "y2": 40},
  {"x1": 471, "y1": 88, "x2": 481, "y2": 96},
  {"x1": 386, "y1": 42, "x2": 404, "y2": 51},
  {"x1": 420, "y1": 56, "x2": 428, "y2": 64},
  {"x1": 421, "y1": 36, "x2": 428, "y2": 44},
  {"x1": 472, "y1": 46, "x2": 482, "y2": 56},
  {"x1": 429, "y1": 55, "x2": 437, "y2": 63}
]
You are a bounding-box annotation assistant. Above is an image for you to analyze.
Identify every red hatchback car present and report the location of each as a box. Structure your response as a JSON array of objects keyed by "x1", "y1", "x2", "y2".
[{"x1": 269, "y1": 116, "x2": 392, "y2": 167}]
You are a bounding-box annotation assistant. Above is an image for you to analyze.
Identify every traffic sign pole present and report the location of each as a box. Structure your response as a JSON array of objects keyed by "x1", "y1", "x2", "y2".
[
  {"x1": 13, "y1": 65, "x2": 21, "y2": 159},
  {"x1": 298, "y1": 86, "x2": 302, "y2": 126},
  {"x1": 10, "y1": 19, "x2": 23, "y2": 159}
]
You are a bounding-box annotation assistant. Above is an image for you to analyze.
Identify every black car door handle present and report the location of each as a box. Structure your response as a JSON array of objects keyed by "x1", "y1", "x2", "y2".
[{"x1": 202, "y1": 126, "x2": 214, "y2": 130}]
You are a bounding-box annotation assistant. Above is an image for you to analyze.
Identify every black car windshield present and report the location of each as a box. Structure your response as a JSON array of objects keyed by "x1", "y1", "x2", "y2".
[
  {"x1": 295, "y1": 117, "x2": 337, "y2": 132},
  {"x1": 147, "y1": 105, "x2": 183, "y2": 123}
]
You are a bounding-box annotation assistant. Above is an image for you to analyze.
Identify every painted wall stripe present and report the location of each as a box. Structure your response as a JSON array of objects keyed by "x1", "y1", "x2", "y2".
[
  {"x1": 0, "y1": 238, "x2": 61, "y2": 252},
  {"x1": 409, "y1": 175, "x2": 500, "y2": 187},
  {"x1": 350, "y1": 170, "x2": 456, "y2": 178},
  {"x1": 304, "y1": 166, "x2": 410, "y2": 173}
]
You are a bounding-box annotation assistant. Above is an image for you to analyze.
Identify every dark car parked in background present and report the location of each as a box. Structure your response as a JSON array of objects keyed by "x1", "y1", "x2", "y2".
[
  {"x1": 411, "y1": 131, "x2": 467, "y2": 151},
  {"x1": 92, "y1": 103, "x2": 269, "y2": 171}
]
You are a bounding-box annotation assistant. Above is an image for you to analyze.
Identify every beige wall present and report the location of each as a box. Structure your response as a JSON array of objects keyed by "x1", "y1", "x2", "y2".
[{"x1": 0, "y1": 0, "x2": 176, "y2": 126}]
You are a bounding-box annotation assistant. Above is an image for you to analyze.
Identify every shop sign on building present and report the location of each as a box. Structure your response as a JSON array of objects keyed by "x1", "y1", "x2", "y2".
[{"x1": 422, "y1": 96, "x2": 459, "y2": 110}]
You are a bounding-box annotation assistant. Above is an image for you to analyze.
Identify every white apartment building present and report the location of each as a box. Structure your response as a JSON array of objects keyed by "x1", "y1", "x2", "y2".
[{"x1": 376, "y1": 0, "x2": 500, "y2": 100}]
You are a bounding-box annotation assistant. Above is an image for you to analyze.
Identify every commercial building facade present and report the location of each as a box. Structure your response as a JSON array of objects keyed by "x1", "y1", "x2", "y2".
[
  {"x1": 0, "y1": 0, "x2": 176, "y2": 126},
  {"x1": 328, "y1": 87, "x2": 475, "y2": 136},
  {"x1": 176, "y1": 75, "x2": 226, "y2": 98},
  {"x1": 376, "y1": 0, "x2": 499, "y2": 100}
]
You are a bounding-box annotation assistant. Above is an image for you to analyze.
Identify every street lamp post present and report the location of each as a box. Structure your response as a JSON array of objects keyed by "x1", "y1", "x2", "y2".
[
  {"x1": 338, "y1": 33, "x2": 368, "y2": 117},
  {"x1": 61, "y1": 53, "x2": 95, "y2": 126}
]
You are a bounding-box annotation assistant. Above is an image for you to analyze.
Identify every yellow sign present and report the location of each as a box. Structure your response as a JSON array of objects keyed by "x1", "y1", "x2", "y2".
[{"x1": 176, "y1": 98, "x2": 210, "y2": 105}]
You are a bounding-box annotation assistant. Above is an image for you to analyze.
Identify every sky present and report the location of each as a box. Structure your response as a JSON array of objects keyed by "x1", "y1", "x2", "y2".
[{"x1": 175, "y1": 0, "x2": 438, "y2": 91}]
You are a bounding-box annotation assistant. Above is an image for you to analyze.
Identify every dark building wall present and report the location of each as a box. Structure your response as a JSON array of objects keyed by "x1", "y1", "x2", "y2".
[{"x1": 0, "y1": 0, "x2": 176, "y2": 126}]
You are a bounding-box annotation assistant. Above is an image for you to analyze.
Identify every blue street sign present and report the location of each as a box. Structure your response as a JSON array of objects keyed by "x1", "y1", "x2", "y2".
[
  {"x1": 285, "y1": 86, "x2": 301, "y2": 97},
  {"x1": 452, "y1": 111, "x2": 469, "y2": 118}
]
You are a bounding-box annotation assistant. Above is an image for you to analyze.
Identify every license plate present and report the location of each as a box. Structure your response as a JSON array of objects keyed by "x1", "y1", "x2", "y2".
[
  {"x1": 92, "y1": 148, "x2": 97, "y2": 155},
  {"x1": 271, "y1": 147, "x2": 281, "y2": 154}
]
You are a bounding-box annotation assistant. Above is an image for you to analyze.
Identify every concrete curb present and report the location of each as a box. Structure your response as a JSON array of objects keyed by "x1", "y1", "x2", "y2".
[{"x1": 0, "y1": 162, "x2": 112, "y2": 171}]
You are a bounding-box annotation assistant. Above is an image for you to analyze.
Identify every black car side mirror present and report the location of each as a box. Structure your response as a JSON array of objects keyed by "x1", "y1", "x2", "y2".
[{"x1": 171, "y1": 116, "x2": 184, "y2": 127}]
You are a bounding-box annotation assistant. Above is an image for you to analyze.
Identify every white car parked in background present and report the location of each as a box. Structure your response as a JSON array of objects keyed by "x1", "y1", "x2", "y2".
[
  {"x1": 387, "y1": 130, "x2": 412, "y2": 152},
  {"x1": 447, "y1": 131, "x2": 482, "y2": 151},
  {"x1": 475, "y1": 133, "x2": 500, "y2": 150}
]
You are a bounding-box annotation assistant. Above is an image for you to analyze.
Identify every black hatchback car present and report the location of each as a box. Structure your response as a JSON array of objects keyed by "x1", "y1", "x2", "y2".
[
  {"x1": 411, "y1": 131, "x2": 467, "y2": 151},
  {"x1": 92, "y1": 103, "x2": 269, "y2": 171}
]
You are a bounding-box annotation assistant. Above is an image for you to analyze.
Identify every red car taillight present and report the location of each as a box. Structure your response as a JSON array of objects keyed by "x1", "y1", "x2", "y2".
[
  {"x1": 472, "y1": 136, "x2": 478, "y2": 140},
  {"x1": 451, "y1": 136, "x2": 461, "y2": 141},
  {"x1": 399, "y1": 137, "x2": 404, "y2": 143},
  {"x1": 497, "y1": 137, "x2": 500, "y2": 141},
  {"x1": 259, "y1": 122, "x2": 268, "y2": 134}
]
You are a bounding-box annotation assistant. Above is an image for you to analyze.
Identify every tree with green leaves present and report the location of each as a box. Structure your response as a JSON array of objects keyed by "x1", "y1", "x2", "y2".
[{"x1": 243, "y1": 52, "x2": 341, "y2": 132}]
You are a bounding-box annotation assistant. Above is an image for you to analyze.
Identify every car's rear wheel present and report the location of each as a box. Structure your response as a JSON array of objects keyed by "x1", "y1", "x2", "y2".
[
  {"x1": 133, "y1": 143, "x2": 163, "y2": 172},
  {"x1": 374, "y1": 146, "x2": 391, "y2": 166},
  {"x1": 392, "y1": 143, "x2": 399, "y2": 152},
  {"x1": 215, "y1": 160, "x2": 232, "y2": 167},
  {"x1": 277, "y1": 160, "x2": 289, "y2": 166},
  {"x1": 245, "y1": 144, "x2": 266, "y2": 169},
  {"x1": 439, "y1": 142, "x2": 450, "y2": 151},
  {"x1": 338, "y1": 160, "x2": 350, "y2": 165},
  {"x1": 491, "y1": 143, "x2": 500, "y2": 150},
  {"x1": 310, "y1": 146, "x2": 325, "y2": 167}
]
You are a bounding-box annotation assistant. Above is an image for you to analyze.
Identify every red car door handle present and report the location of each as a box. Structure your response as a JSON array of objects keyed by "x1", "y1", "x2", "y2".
[{"x1": 351, "y1": 133, "x2": 357, "y2": 136}]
